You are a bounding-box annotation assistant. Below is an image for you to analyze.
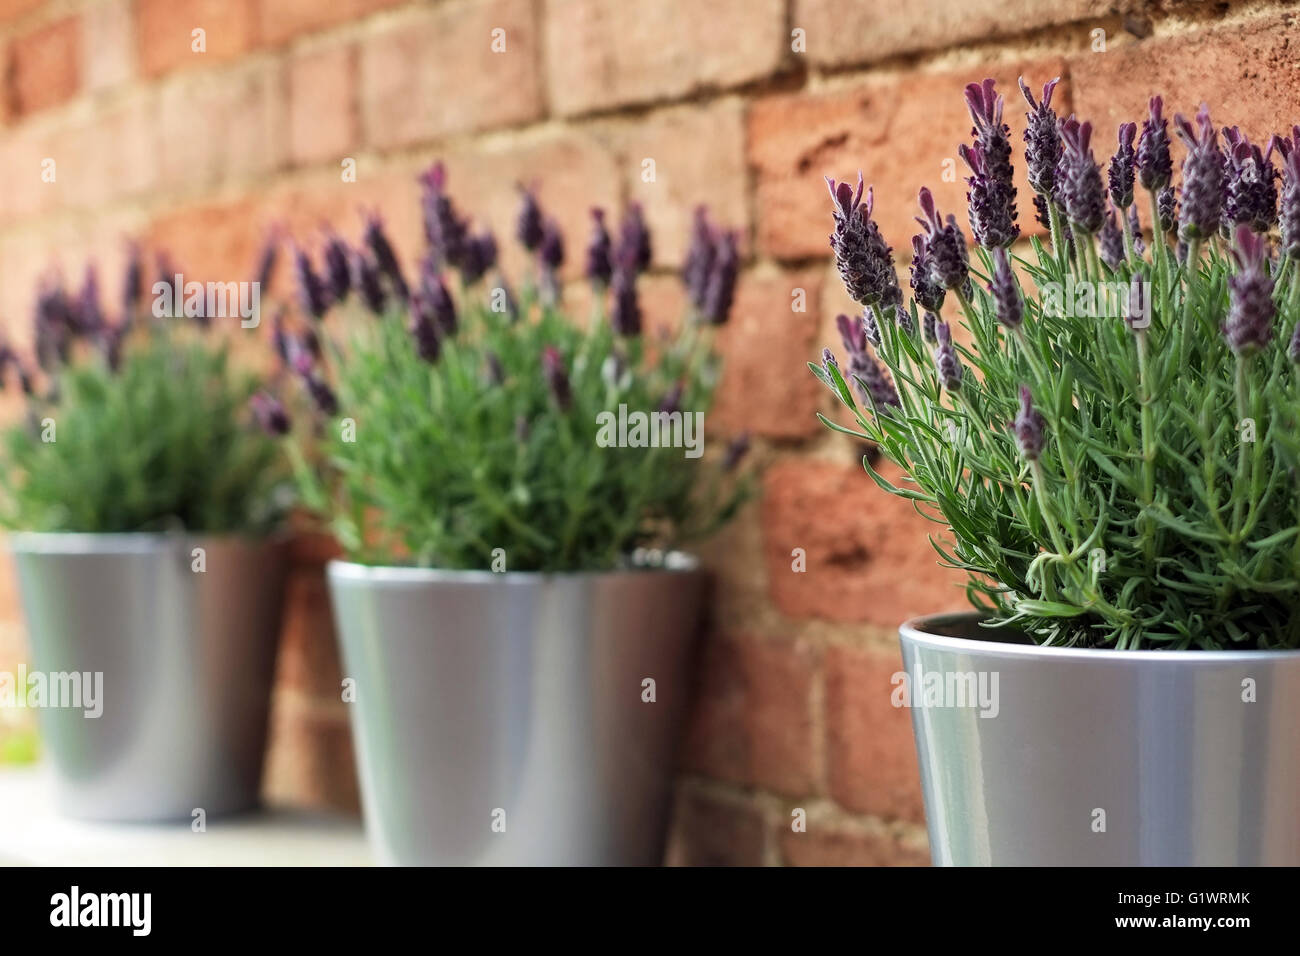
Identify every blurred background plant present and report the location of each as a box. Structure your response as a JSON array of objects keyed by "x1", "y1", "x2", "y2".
[
  {"x1": 271, "y1": 162, "x2": 750, "y2": 571},
  {"x1": 0, "y1": 254, "x2": 290, "y2": 534},
  {"x1": 817, "y1": 79, "x2": 1300, "y2": 651}
]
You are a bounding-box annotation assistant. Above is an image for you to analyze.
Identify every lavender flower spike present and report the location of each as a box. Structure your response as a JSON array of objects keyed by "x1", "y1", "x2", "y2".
[
  {"x1": 933, "y1": 321, "x2": 963, "y2": 392},
  {"x1": 1157, "y1": 187, "x2": 1178, "y2": 235},
  {"x1": 1224, "y1": 225, "x2": 1275, "y2": 356},
  {"x1": 701, "y1": 230, "x2": 739, "y2": 325},
  {"x1": 363, "y1": 212, "x2": 409, "y2": 300},
  {"x1": 1136, "y1": 96, "x2": 1173, "y2": 192},
  {"x1": 836, "y1": 312, "x2": 867, "y2": 355},
  {"x1": 1019, "y1": 75, "x2": 1062, "y2": 197},
  {"x1": 910, "y1": 234, "x2": 946, "y2": 313},
  {"x1": 682, "y1": 206, "x2": 716, "y2": 310},
  {"x1": 541, "y1": 345, "x2": 573, "y2": 411},
  {"x1": 1056, "y1": 117, "x2": 1106, "y2": 234},
  {"x1": 964, "y1": 78, "x2": 1014, "y2": 189},
  {"x1": 828, "y1": 173, "x2": 901, "y2": 306},
  {"x1": 915, "y1": 187, "x2": 968, "y2": 291},
  {"x1": 848, "y1": 349, "x2": 900, "y2": 408},
  {"x1": 988, "y1": 248, "x2": 1023, "y2": 329},
  {"x1": 585, "y1": 208, "x2": 613, "y2": 287},
  {"x1": 1013, "y1": 385, "x2": 1046, "y2": 461},
  {"x1": 292, "y1": 244, "x2": 330, "y2": 319},
  {"x1": 1280, "y1": 128, "x2": 1300, "y2": 259},
  {"x1": 1108, "y1": 122, "x2": 1137, "y2": 210},
  {"x1": 1173, "y1": 104, "x2": 1224, "y2": 241},
  {"x1": 610, "y1": 254, "x2": 642, "y2": 337},
  {"x1": 408, "y1": 293, "x2": 442, "y2": 363},
  {"x1": 250, "y1": 392, "x2": 291, "y2": 436},
  {"x1": 516, "y1": 184, "x2": 545, "y2": 252},
  {"x1": 1221, "y1": 127, "x2": 1278, "y2": 235},
  {"x1": 959, "y1": 144, "x2": 1019, "y2": 248},
  {"x1": 1098, "y1": 208, "x2": 1124, "y2": 270},
  {"x1": 618, "y1": 203, "x2": 653, "y2": 274}
]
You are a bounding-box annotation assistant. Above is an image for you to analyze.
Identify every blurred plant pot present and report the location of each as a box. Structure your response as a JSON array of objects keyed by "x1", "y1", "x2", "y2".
[
  {"x1": 327, "y1": 557, "x2": 707, "y2": 866},
  {"x1": 9, "y1": 532, "x2": 288, "y2": 821},
  {"x1": 900, "y1": 612, "x2": 1300, "y2": 865}
]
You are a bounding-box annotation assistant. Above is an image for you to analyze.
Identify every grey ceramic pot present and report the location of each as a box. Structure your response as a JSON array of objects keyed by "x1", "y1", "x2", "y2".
[
  {"x1": 900, "y1": 612, "x2": 1300, "y2": 865},
  {"x1": 327, "y1": 558, "x2": 707, "y2": 866},
  {"x1": 9, "y1": 533, "x2": 288, "y2": 821}
]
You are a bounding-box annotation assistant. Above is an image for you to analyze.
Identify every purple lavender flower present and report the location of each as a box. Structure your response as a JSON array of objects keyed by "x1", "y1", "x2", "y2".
[
  {"x1": 1224, "y1": 226, "x2": 1275, "y2": 355},
  {"x1": 251, "y1": 392, "x2": 291, "y2": 436},
  {"x1": 821, "y1": 346, "x2": 839, "y2": 377},
  {"x1": 617, "y1": 203, "x2": 652, "y2": 274},
  {"x1": 959, "y1": 144, "x2": 1019, "y2": 248},
  {"x1": 539, "y1": 219, "x2": 565, "y2": 272},
  {"x1": 1221, "y1": 127, "x2": 1277, "y2": 235},
  {"x1": 1136, "y1": 96, "x2": 1173, "y2": 192},
  {"x1": 1019, "y1": 76, "x2": 1062, "y2": 197},
  {"x1": 1108, "y1": 122, "x2": 1137, "y2": 209},
  {"x1": 419, "y1": 161, "x2": 467, "y2": 269},
  {"x1": 73, "y1": 264, "x2": 104, "y2": 335},
  {"x1": 254, "y1": 227, "x2": 279, "y2": 292},
  {"x1": 909, "y1": 235, "x2": 946, "y2": 313},
  {"x1": 610, "y1": 255, "x2": 642, "y2": 337},
  {"x1": 964, "y1": 79, "x2": 1015, "y2": 190},
  {"x1": 1098, "y1": 208, "x2": 1124, "y2": 269},
  {"x1": 828, "y1": 173, "x2": 901, "y2": 305},
  {"x1": 848, "y1": 350, "x2": 900, "y2": 408},
  {"x1": 723, "y1": 432, "x2": 750, "y2": 473},
  {"x1": 701, "y1": 229, "x2": 739, "y2": 325},
  {"x1": 408, "y1": 293, "x2": 442, "y2": 363},
  {"x1": 989, "y1": 248, "x2": 1023, "y2": 329},
  {"x1": 351, "y1": 250, "x2": 387, "y2": 315},
  {"x1": 363, "y1": 213, "x2": 409, "y2": 300},
  {"x1": 457, "y1": 230, "x2": 497, "y2": 286},
  {"x1": 682, "y1": 206, "x2": 716, "y2": 310},
  {"x1": 1056, "y1": 118, "x2": 1106, "y2": 234},
  {"x1": 1157, "y1": 187, "x2": 1178, "y2": 235},
  {"x1": 836, "y1": 312, "x2": 867, "y2": 355},
  {"x1": 915, "y1": 187, "x2": 968, "y2": 291},
  {"x1": 423, "y1": 272, "x2": 458, "y2": 337},
  {"x1": 541, "y1": 345, "x2": 572, "y2": 411},
  {"x1": 271, "y1": 309, "x2": 291, "y2": 365},
  {"x1": 1032, "y1": 193, "x2": 1052, "y2": 230},
  {"x1": 516, "y1": 184, "x2": 545, "y2": 252},
  {"x1": 99, "y1": 322, "x2": 125, "y2": 372},
  {"x1": 322, "y1": 230, "x2": 352, "y2": 301},
  {"x1": 1174, "y1": 105, "x2": 1224, "y2": 241},
  {"x1": 933, "y1": 321, "x2": 962, "y2": 391},
  {"x1": 299, "y1": 367, "x2": 338, "y2": 416},
  {"x1": 1280, "y1": 129, "x2": 1300, "y2": 259},
  {"x1": 585, "y1": 208, "x2": 613, "y2": 286},
  {"x1": 0, "y1": 344, "x2": 13, "y2": 390},
  {"x1": 658, "y1": 382, "x2": 684, "y2": 415},
  {"x1": 1013, "y1": 385, "x2": 1046, "y2": 461},
  {"x1": 293, "y1": 246, "x2": 330, "y2": 319},
  {"x1": 122, "y1": 242, "x2": 143, "y2": 321},
  {"x1": 922, "y1": 310, "x2": 938, "y2": 343}
]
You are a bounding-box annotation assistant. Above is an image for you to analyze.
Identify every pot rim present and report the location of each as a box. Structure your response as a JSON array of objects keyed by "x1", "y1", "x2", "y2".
[
  {"x1": 901, "y1": 611, "x2": 1300, "y2": 662},
  {"x1": 328, "y1": 551, "x2": 702, "y2": 585},
  {"x1": 4, "y1": 530, "x2": 287, "y2": 555}
]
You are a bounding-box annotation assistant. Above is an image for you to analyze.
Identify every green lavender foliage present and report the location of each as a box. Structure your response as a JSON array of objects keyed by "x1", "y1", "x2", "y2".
[
  {"x1": 0, "y1": 327, "x2": 288, "y2": 534},
  {"x1": 816, "y1": 234, "x2": 1300, "y2": 650},
  {"x1": 292, "y1": 291, "x2": 746, "y2": 571}
]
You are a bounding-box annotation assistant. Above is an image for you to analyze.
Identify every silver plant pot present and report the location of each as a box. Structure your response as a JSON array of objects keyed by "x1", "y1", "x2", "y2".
[
  {"x1": 900, "y1": 612, "x2": 1300, "y2": 865},
  {"x1": 9, "y1": 533, "x2": 288, "y2": 822},
  {"x1": 327, "y1": 559, "x2": 707, "y2": 866}
]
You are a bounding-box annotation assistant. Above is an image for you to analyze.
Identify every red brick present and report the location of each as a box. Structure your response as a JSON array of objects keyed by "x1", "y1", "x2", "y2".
[
  {"x1": 782, "y1": 820, "x2": 930, "y2": 866},
  {"x1": 762, "y1": 458, "x2": 967, "y2": 627},
  {"x1": 136, "y1": 0, "x2": 258, "y2": 79},
  {"x1": 82, "y1": 0, "x2": 136, "y2": 92},
  {"x1": 258, "y1": 0, "x2": 406, "y2": 47},
  {"x1": 9, "y1": 16, "x2": 80, "y2": 117},
  {"x1": 276, "y1": 556, "x2": 345, "y2": 700},
  {"x1": 666, "y1": 788, "x2": 766, "y2": 866},
  {"x1": 0, "y1": 0, "x2": 45, "y2": 24},
  {"x1": 748, "y1": 58, "x2": 1069, "y2": 260},
  {"x1": 60, "y1": 96, "x2": 160, "y2": 209},
  {"x1": 289, "y1": 43, "x2": 358, "y2": 166},
  {"x1": 546, "y1": 0, "x2": 788, "y2": 117},
  {"x1": 710, "y1": 268, "x2": 825, "y2": 440},
  {"x1": 608, "y1": 101, "x2": 749, "y2": 269},
  {"x1": 794, "y1": 0, "x2": 1107, "y2": 69},
  {"x1": 825, "y1": 644, "x2": 925, "y2": 822},
  {"x1": 156, "y1": 61, "x2": 287, "y2": 190},
  {"x1": 359, "y1": 0, "x2": 543, "y2": 151},
  {"x1": 681, "y1": 635, "x2": 819, "y2": 795},
  {"x1": 1071, "y1": 9, "x2": 1300, "y2": 145},
  {"x1": 261, "y1": 695, "x2": 360, "y2": 814},
  {"x1": 146, "y1": 195, "x2": 268, "y2": 285}
]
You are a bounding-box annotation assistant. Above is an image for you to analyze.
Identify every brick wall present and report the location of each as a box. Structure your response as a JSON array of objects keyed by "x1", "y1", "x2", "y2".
[{"x1": 1, "y1": 0, "x2": 1295, "y2": 864}]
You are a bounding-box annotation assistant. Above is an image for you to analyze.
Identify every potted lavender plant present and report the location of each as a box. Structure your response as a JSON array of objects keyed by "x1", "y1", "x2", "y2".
[
  {"x1": 276, "y1": 164, "x2": 748, "y2": 866},
  {"x1": 0, "y1": 255, "x2": 291, "y2": 821},
  {"x1": 815, "y1": 78, "x2": 1300, "y2": 865}
]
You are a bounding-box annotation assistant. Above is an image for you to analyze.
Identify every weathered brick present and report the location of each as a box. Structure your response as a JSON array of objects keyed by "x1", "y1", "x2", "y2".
[
  {"x1": 0, "y1": 0, "x2": 45, "y2": 24},
  {"x1": 66, "y1": 95, "x2": 160, "y2": 208},
  {"x1": 82, "y1": 0, "x2": 136, "y2": 92},
  {"x1": 710, "y1": 268, "x2": 825, "y2": 440},
  {"x1": 275, "y1": 534, "x2": 345, "y2": 700},
  {"x1": 546, "y1": 0, "x2": 788, "y2": 117},
  {"x1": 146, "y1": 195, "x2": 268, "y2": 285},
  {"x1": 748, "y1": 58, "x2": 1069, "y2": 259},
  {"x1": 794, "y1": 0, "x2": 1108, "y2": 69},
  {"x1": 359, "y1": 0, "x2": 543, "y2": 151},
  {"x1": 681, "y1": 635, "x2": 819, "y2": 795},
  {"x1": 825, "y1": 644, "x2": 926, "y2": 823},
  {"x1": 289, "y1": 42, "x2": 358, "y2": 166},
  {"x1": 258, "y1": 0, "x2": 406, "y2": 47},
  {"x1": 157, "y1": 60, "x2": 287, "y2": 191},
  {"x1": 9, "y1": 16, "x2": 80, "y2": 117},
  {"x1": 1071, "y1": 9, "x2": 1300, "y2": 144},
  {"x1": 762, "y1": 457, "x2": 967, "y2": 627},
  {"x1": 782, "y1": 818, "x2": 930, "y2": 866},
  {"x1": 666, "y1": 787, "x2": 766, "y2": 866},
  {"x1": 261, "y1": 695, "x2": 360, "y2": 814},
  {"x1": 606, "y1": 100, "x2": 749, "y2": 269},
  {"x1": 136, "y1": 0, "x2": 258, "y2": 79}
]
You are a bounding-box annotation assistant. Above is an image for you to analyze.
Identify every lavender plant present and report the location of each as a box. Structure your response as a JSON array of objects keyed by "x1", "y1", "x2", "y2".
[
  {"x1": 276, "y1": 163, "x2": 748, "y2": 571},
  {"x1": 815, "y1": 78, "x2": 1300, "y2": 650},
  {"x1": 0, "y1": 253, "x2": 288, "y2": 533}
]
